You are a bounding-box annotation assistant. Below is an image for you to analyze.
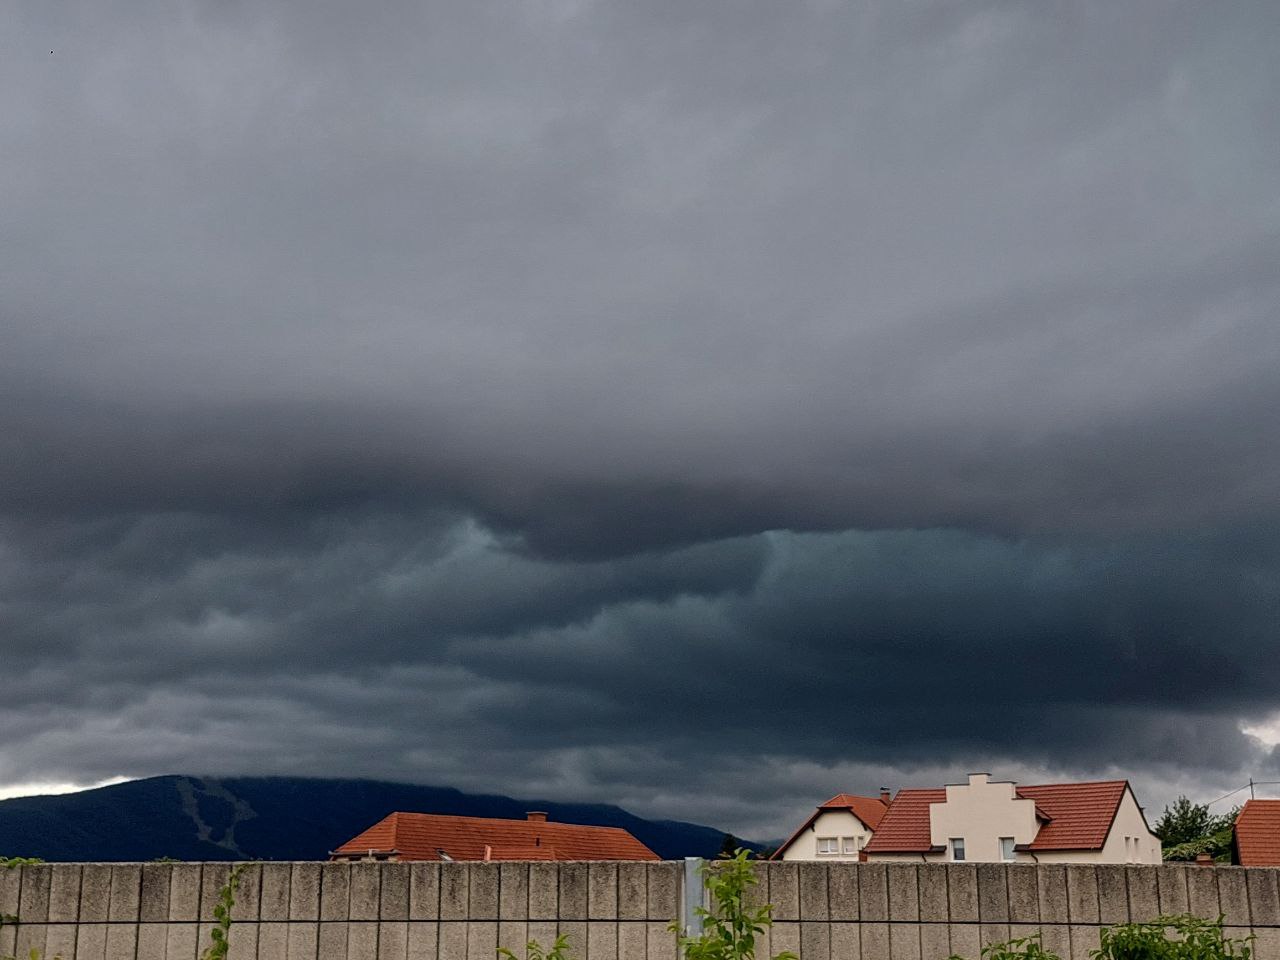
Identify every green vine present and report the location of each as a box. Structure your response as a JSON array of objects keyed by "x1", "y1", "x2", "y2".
[{"x1": 199, "y1": 864, "x2": 245, "y2": 960}]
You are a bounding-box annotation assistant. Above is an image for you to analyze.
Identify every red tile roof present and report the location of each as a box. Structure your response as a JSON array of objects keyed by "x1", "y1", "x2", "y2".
[
  {"x1": 862, "y1": 789, "x2": 947, "y2": 854},
  {"x1": 863, "y1": 780, "x2": 1132, "y2": 854},
  {"x1": 819, "y1": 794, "x2": 889, "y2": 830},
  {"x1": 1017, "y1": 781, "x2": 1128, "y2": 851},
  {"x1": 771, "y1": 793, "x2": 889, "y2": 860},
  {"x1": 331, "y1": 812, "x2": 659, "y2": 862},
  {"x1": 1235, "y1": 800, "x2": 1280, "y2": 866}
]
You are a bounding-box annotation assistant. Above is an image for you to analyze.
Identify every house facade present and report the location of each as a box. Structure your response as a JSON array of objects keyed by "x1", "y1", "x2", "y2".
[
  {"x1": 863, "y1": 773, "x2": 1161, "y2": 864},
  {"x1": 772, "y1": 792, "x2": 889, "y2": 861}
]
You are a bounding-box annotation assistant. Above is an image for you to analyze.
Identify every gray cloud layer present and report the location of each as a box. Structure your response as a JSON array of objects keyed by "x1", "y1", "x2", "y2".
[{"x1": 2, "y1": 0, "x2": 1278, "y2": 835}]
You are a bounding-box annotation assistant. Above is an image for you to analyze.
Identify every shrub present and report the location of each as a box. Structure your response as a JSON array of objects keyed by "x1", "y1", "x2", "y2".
[
  {"x1": 1094, "y1": 914, "x2": 1253, "y2": 960},
  {"x1": 673, "y1": 848, "x2": 797, "y2": 960},
  {"x1": 949, "y1": 933, "x2": 1061, "y2": 960},
  {"x1": 949, "y1": 914, "x2": 1254, "y2": 960},
  {"x1": 498, "y1": 933, "x2": 576, "y2": 960}
]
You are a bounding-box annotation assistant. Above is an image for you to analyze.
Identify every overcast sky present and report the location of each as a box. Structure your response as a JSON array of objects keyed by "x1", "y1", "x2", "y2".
[{"x1": 2, "y1": 0, "x2": 1278, "y2": 839}]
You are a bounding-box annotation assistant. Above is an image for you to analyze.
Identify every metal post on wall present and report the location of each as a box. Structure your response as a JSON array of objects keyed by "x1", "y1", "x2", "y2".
[{"x1": 681, "y1": 857, "x2": 706, "y2": 943}]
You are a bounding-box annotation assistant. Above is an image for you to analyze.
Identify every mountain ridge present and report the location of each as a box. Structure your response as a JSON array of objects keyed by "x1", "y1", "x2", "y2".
[{"x1": 0, "y1": 775, "x2": 744, "y2": 861}]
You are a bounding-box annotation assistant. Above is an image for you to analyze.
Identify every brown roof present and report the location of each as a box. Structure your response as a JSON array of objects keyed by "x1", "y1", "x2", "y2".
[
  {"x1": 862, "y1": 789, "x2": 947, "y2": 854},
  {"x1": 1235, "y1": 800, "x2": 1280, "y2": 866},
  {"x1": 771, "y1": 793, "x2": 889, "y2": 860},
  {"x1": 1017, "y1": 781, "x2": 1128, "y2": 851},
  {"x1": 819, "y1": 794, "x2": 889, "y2": 830},
  {"x1": 331, "y1": 811, "x2": 659, "y2": 862},
  {"x1": 863, "y1": 780, "x2": 1133, "y2": 854}
]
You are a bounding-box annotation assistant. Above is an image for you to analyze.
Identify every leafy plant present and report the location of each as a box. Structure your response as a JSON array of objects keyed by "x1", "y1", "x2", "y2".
[
  {"x1": 498, "y1": 933, "x2": 576, "y2": 960},
  {"x1": 1153, "y1": 799, "x2": 1239, "y2": 862},
  {"x1": 0, "y1": 858, "x2": 42, "y2": 869},
  {"x1": 950, "y1": 915, "x2": 1254, "y2": 960},
  {"x1": 672, "y1": 848, "x2": 797, "y2": 960},
  {"x1": 949, "y1": 933, "x2": 1062, "y2": 960},
  {"x1": 1093, "y1": 914, "x2": 1253, "y2": 960},
  {"x1": 199, "y1": 864, "x2": 245, "y2": 960}
]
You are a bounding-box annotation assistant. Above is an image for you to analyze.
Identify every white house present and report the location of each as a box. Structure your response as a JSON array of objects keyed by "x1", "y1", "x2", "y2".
[
  {"x1": 771, "y1": 792, "x2": 890, "y2": 861},
  {"x1": 862, "y1": 773, "x2": 1162, "y2": 864}
]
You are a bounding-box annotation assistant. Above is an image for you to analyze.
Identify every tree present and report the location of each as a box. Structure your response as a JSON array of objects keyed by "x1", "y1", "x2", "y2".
[
  {"x1": 1152, "y1": 796, "x2": 1239, "y2": 862},
  {"x1": 718, "y1": 834, "x2": 743, "y2": 858}
]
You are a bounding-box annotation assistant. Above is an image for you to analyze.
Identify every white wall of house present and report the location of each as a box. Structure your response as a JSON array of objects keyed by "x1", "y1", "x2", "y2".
[
  {"x1": 779, "y1": 809, "x2": 874, "y2": 861},
  {"x1": 929, "y1": 774, "x2": 1040, "y2": 862}
]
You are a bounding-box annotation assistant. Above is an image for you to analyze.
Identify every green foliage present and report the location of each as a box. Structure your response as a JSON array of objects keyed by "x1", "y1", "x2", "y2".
[
  {"x1": 2, "y1": 859, "x2": 45, "y2": 932},
  {"x1": 949, "y1": 933, "x2": 1062, "y2": 960},
  {"x1": 949, "y1": 915, "x2": 1253, "y2": 960},
  {"x1": 1153, "y1": 798, "x2": 1238, "y2": 861},
  {"x1": 497, "y1": 933, "x2": 576, "y2": 960},
  {"x1": 1093, "y1": 914, "x2": 1253, "y2": 960},
  {"x1": 1161, "y1": 828, "x2": 1236, "y2": 864},
  {"x1": 672, "y1": 848, "x2": 797, "y2": 960},
  {"x1": 199, "y1": 864, "x2": 245, "y2": 960}
]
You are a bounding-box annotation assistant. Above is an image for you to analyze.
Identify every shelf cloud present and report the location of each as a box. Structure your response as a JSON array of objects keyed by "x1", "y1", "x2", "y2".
[{"x1": 2, "y1": 0, "x2": 1277, "y2": 836}]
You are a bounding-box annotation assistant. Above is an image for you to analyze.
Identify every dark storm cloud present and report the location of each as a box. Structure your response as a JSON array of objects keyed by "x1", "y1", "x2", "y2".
[{"x1": 2, "y1": 0, "x2": 1279, "y2": 832}]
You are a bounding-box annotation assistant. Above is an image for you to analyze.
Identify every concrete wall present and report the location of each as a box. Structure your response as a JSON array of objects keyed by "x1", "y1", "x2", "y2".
[{"x1": 3, "y1": 861, "x2": 1280, "y2": 960}]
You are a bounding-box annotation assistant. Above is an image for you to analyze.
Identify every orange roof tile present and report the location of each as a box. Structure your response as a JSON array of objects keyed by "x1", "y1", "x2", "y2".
[
  {"x1": 863, "y1": 781, "x2": 1133, "y2": 854},
  {"x1": 863, "y1": 789, "x2": 947, "y2": 854},
  {"x1": 771, "y1": 793, "x2": 890, "y2": 859},
  {"x1": 1016, "y1": 781, "x2": 1128, "y2": 851},
  {"x1": 1235, "y1": 800, "x2": 1280, "y2": 866},
  {"x1": 332, "y1": 811, "x2": 659, "y2": 862},
  {"x1": 819, "y1": 794, "x2": 889, "y2": 831}
]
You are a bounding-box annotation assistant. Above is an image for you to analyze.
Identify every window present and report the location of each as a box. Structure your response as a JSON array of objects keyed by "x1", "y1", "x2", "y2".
[
  {"x1": 950, "y1": 838, "x2": 965, "y2": 861},
  {"x1": 842, "y1": 836, "x2": 861, "y2": 854},
  {"x1": 1000, "y1": 837, "x2": 1016, "y2": 861},
  {"x1": 817, "y1": 837, "x2": 839, "y2": 855}
]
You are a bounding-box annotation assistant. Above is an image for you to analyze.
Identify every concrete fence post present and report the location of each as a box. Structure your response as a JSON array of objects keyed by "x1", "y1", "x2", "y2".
[{"x1": 680, "y1": 858, "x2": 705, "y2": 943}]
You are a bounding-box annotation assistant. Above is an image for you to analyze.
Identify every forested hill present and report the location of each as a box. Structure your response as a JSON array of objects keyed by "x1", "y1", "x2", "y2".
[{"x1": 0, "y1": 775, "x2": 744, "y2": 862}]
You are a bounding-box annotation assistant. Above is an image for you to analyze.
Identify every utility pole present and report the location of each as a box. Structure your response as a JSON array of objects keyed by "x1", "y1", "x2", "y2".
[{"x1": 1250, "y1": 777, "x2": 1255, "y2": 799}]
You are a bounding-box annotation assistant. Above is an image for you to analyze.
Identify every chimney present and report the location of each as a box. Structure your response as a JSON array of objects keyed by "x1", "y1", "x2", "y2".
[
  {"x1": 880, "y1": 787, "x2": 891, "y2": 805},
  {"x1": 527, "y1": 811, "x2": 548, "y2": 823}
]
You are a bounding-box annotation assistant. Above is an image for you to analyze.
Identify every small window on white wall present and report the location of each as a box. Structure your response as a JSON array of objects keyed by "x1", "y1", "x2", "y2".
[
  {"x1": 950, "y1": 838, "x2": 966, "y2": 861},
  {"x1": 842, "y1": 836, "x2": 861, "y2": 854},
  {"x1": 817, "y1": 837, "x2": 838, "y2": 855},
  {"x1": 1000, "y1": 837, "x2": 1015, "y2": 861}
]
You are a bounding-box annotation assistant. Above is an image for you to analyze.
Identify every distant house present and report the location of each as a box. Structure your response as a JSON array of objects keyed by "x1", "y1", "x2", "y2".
[
  {"x1": 771, "y1": 792, "x2": 890, "y2": 861},
  {"x1": 862, "y1": 773, "x2": 1161, "y2": 864},
  {"x1": 1234, "y1": 799, "x2": 1280, "y2": 866},
  {"x1": 330, "y1": 810, "x2": 660, "y2": 862}
]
